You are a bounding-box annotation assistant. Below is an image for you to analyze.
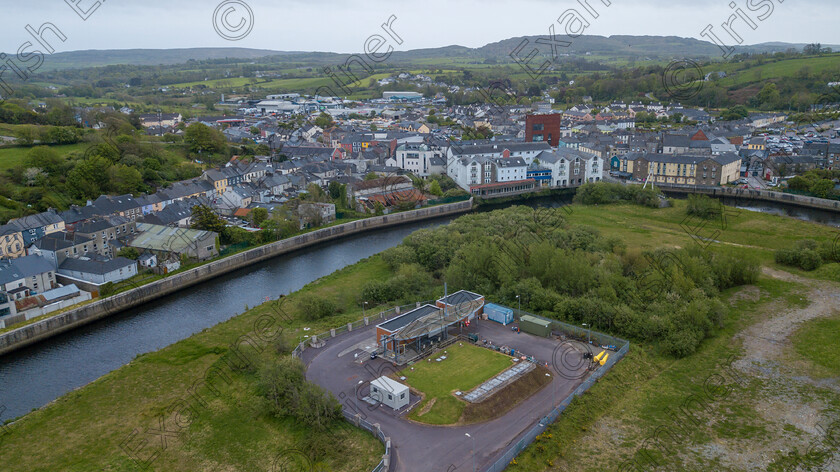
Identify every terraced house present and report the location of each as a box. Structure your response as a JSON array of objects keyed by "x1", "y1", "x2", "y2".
[{"x1": 618, "y1": 152, "x2": 742, "y2": 186}]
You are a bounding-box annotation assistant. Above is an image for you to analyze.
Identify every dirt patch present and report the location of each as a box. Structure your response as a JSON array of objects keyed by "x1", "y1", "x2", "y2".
[
  {"x1": 729, "y1": 285, "x2": 760, "y2": 306},
  {"x1": 734, "y1": 267, "x2": 840, "y2": 393},
  {"x1": 462, "y1": 364, "x2": 553, "y2": 424},
  {"x1": 416, "y1": 397, "x2": 435, "y2": 417}
]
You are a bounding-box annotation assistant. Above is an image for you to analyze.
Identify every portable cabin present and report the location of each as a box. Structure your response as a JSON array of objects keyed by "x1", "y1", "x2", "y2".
[
  {"x1": 370, "y1": 376, "x2": 409, "y2": 410},
  {"x1": 518, "y1": 314, "x2": 552, "y2": 337},
  {"x1": 484, "y1": 303, "x2": 514, "y2": 325}
]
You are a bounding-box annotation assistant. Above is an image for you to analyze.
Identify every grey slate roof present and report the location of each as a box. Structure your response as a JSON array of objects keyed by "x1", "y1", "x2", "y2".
[
  {"x1": 0, "y1": 255, "x2": 54, "y2": 285},
  {"x1": 59, "y1": 256, "x2": 136, "y2": 275}
]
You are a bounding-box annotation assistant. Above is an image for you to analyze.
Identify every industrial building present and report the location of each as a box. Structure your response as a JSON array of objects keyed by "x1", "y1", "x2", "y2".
[{"x1": 375, "y1": 290, "x2": 485, "y2": 360}]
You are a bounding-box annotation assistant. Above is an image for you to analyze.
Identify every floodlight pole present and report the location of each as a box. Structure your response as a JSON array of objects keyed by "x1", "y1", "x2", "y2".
[
  {"x1": 465, "y1": 433, "x2": 476, "y2": 472},
  {"x1": 582, "y1": 323, "x2": 590, "y2": 344}
]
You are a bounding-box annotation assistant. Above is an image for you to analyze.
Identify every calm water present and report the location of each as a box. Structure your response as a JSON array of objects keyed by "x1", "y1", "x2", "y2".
[{"x1": 0, "y1": 216, "x2": 454, "y2": 422}]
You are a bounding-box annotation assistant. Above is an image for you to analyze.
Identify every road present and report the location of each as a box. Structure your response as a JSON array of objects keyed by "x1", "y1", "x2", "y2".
[{"x1": 303, "y1": 319, "x2": 595, "y2": 472}]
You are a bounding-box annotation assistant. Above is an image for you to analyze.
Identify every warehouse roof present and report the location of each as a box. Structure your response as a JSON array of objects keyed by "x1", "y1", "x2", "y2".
[
  {"x1": 378, "y1": 304, "x2": 441, "y2": 333},
  {"x1": 131, "y1": 223, "x2": 216, "y2": 253}
]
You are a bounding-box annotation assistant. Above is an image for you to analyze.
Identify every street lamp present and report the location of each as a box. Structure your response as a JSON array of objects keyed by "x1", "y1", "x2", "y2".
[
  {"x1": 582, "y1": 323, "x2": 590, "y2": 344},
  {"x1": 516, "y1": 295, "x2": 520, "y2": 313},
  {"x1": 363, "y1": 301, "x2": 368, "y2": 318},
  {"x1": 465, "y1": 433, "x2": 476, "y2": 472}
]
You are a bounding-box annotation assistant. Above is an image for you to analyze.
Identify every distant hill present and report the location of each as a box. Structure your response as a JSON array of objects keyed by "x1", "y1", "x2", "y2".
[
  {"x1": 40, "y1": 48, "x2": 291, "y2": 70},
  {"x1": 21, "y1": 36, "x2": 840, "y2": 71}
]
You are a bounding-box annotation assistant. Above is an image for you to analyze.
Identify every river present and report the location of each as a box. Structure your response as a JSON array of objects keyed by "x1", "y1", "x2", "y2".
[
  {"x1": 2, "y1": 195, "x2": 839, "y2": 423},
  {"x1": 0, "y1": 216, "x2": 455, "y2": 422}
]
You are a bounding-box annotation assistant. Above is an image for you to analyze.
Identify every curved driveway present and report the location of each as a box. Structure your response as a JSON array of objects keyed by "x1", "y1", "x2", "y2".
[{"x1": 303, "y1": 320, "x2": 593, "y2": 472}]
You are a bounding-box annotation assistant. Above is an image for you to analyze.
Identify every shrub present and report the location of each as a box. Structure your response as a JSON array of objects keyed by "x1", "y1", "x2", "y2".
[
  {"x1": 774, "y1": 240, "x2": 824, "y2": 271},
  {"x1": 574, "y1": 182, "x2": 661, "y2": 208},
  {"x1": 297, "y1": 294, "x2": 341, "y2": 321},
  {"x1": 257, "y1": 357, "x2": 341, "y2": 432},
  {"x1": 686, "y1": 194, "x2": 722, "y2": 219}
]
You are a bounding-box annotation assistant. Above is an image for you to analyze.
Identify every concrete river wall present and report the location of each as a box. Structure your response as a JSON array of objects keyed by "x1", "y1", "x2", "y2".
[{"x1": 0, "y1": 199, "x2": 473, "y2": 356}]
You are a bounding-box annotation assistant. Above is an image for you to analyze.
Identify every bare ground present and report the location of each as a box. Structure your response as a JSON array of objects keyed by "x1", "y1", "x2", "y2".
[{"x1": 554, "y1": 267, "x2": 840, "y2": 471}]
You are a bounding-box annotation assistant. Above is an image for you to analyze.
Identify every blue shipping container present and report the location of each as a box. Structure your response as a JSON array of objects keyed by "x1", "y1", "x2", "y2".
[{"x1": 485, "y1": 303, "x2": 514, "y2": 325}]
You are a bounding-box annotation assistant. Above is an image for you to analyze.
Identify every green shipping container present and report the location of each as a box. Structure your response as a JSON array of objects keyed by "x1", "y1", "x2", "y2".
[{"x1": 518, "y1": 315, "x2": 552, "y2": 338}]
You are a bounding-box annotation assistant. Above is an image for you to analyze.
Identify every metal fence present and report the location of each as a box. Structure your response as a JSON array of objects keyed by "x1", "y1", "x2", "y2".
[
  {"x1": 342, "y1": 410, "x2": 391, "y2": 472},
  {"x1": 294, "y1": 304, "x2": 628, "y2": 472},
  {"x1": 291, "y1": 301, "x2": 433, "y2": 359},
  {"x1": 483, "y1": 310, "x2": 631, "y2": 472}
]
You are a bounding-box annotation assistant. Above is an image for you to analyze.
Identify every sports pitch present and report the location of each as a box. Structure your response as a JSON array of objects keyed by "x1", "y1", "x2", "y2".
[{"x1": 400, "y1": 342, "x2": 512, "y2": 425}]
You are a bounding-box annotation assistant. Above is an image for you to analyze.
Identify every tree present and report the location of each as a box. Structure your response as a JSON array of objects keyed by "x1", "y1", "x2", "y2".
[
  {"x1": 314, "y1": 112, "x2": 334, "y2": 129},
  {"x1": 27, "y1": 146, "x2": 63, "y2": 174},
  {"x1": 250, "y1": 207, "x2": 269, "y2": 227},
  {"x1": 190, "y1": 205, "x2": 226, "y2": 233},
  {"x1": 364, "y1": 172, "x2": 379, "y2": 181},
  {"x1": 117, "y1": 247, "x2": 140, "y2": 260},
  {"x1": 809, "y1": 179, "x2": 835, "y2": 198},
  {"x1": 23, "y1": 168, "x2": 46, "y2": 186},
  {"x1": 304, "y1": 183, "x2": 327, "y2": 202},
  {"x1": 756, "y1": 83, "x2": 781, "y2": 108},
  {"x1": 328, "y1": 181, "x2": 342, "y2": 200},
  {"x1": 429, "y1": 179, "x2": 443, "y2": 197},
  {"x1": 184, "y1": 123, "x2": 227, "y2": 154},
  {"x1": 257, "y1": 357, "x2": 341, "y2": 432},
  {"x1": 107, "y1": 164, "x2": 143, "y2": 194},
  {"x1": 67, "y1": 155, "x2": 111, "y2": 199},
  {"x1": 15, "y1": 126, "x2": 38, "y2": 145}
]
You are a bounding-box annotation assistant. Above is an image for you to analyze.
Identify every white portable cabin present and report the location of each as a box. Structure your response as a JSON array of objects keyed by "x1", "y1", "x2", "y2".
[{"x1": 370, "y1": 376, "x2": 409, "y2": 410}]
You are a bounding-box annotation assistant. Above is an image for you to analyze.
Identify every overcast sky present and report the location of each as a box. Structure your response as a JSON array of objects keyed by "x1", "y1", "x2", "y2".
[{"x1": 2, "y1": 0, "x2": 838, "y2": 54}]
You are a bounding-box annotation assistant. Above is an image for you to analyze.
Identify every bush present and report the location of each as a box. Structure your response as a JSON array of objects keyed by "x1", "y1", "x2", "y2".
[
  {"x1": 257, "y1": 357, "x2": 341, "y2": 432},
  {"x1": 574, "y1": 182, "x2": 661, "y2": 208},
  {"x1": 360, "y1": 263, "x2": 433, "y2": 304},
  {"x1": 774, "y1": 239, "x2": 824, "y2": 271},
  {"x1": 297, "y1": 293, "x2": 341, "y2": 321},
  {"x1": 686, "y1": 194, "x2": 722, "y2": 219}
]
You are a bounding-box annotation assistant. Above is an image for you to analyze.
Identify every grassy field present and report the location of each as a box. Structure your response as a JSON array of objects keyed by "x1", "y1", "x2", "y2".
[
  {"x1": 2, "y1": 198, "x2": 838, "y2": 471},
  {"x1": 791, "y1": 313, "x2": 840, "y2": 378},
  {"x1": 496, "y1": 199, "x2": 840, "y2": 471},
  {"x1": 716, "y1": 54, "x2": 840, "y2": 87},
  {"x1": 0, "y1": 143, "x2": 88, "y2": 171},
  {"x1": 559, "y1": 198, "x2": 839, "y2": 279},
  {"x1": 0, "y1": 257, "x2": 394, "y2": 472},
  {"x1": 402, "y1": 342, "x2": 512, "y2": 425}
]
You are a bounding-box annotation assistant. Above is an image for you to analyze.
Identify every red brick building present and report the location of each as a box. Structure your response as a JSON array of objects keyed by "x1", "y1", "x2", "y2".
[{"x1": 525, "y1": 114, "x2": 564, "y2": 147}]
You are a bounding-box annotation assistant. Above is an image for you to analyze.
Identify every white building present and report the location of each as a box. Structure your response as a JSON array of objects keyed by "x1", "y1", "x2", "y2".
[
  {"x1": 388, "y1": 143, "x2": 444, "y2": 177},
  {"x1": 370, "y1": 376, "x2": 409, "y2": 410},
  {"x1": 535, "y1": 149, "x2": 603, "y2": 188}
]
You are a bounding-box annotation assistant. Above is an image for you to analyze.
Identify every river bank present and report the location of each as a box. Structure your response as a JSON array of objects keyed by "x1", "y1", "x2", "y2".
[
  {"x1": 3, "y1": 199, "x2": 837, "y2": 472},
  {"x1": 0, "y1": 199, "x2": 472, "y2": 357}
]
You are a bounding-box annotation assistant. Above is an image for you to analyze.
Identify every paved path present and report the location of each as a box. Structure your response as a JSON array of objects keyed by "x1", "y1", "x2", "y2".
[{"x1": 303, "y1": 319, "x2": 595, "y2": 472}]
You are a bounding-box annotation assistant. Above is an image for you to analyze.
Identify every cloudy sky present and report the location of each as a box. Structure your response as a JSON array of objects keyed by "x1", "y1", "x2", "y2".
[{"x1": 2, "y1": 0, "x2": 838, "y2": 54}]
